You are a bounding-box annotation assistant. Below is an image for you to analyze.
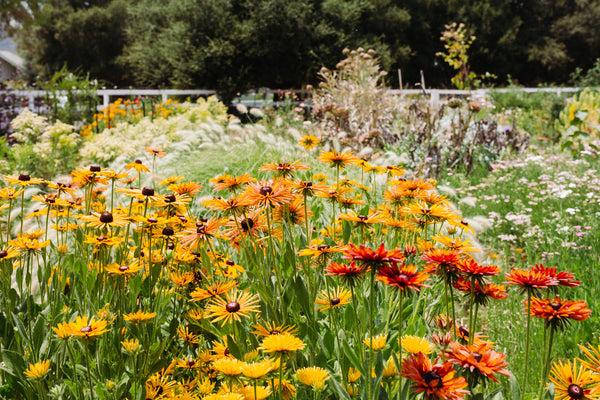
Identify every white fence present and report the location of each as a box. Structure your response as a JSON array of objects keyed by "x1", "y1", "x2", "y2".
[{"x1": 0, "y1": 87, "x2": 586, "y2": 111}]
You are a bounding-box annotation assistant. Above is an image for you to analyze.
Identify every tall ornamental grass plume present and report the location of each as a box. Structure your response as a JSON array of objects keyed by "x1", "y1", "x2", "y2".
[{"x1": 0, "y1": 135, "x2": 593, "y2": 400}]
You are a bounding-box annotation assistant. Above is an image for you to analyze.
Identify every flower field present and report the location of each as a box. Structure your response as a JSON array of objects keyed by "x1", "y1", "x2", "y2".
[{"x1": 0, "y1": 67, "x2": 599, "y2": 399}]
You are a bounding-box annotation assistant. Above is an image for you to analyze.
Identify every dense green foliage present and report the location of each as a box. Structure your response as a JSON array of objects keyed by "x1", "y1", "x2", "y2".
[{"x1": 5, "y1": 0, "x2": 600, "y2": 96}]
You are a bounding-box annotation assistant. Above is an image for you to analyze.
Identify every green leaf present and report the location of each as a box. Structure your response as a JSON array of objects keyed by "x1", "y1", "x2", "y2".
[{"x1": 509, "y1": 373, "x2": 520, "y2": 400}]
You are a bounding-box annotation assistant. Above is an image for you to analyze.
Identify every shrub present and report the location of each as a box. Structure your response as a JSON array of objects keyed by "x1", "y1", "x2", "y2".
[
  {"x1": 311, "y1": 48, "x2": 401, "y2": 149},
  {"x1": 558, "y1": 89, "x2": 600, "y2": 156}
]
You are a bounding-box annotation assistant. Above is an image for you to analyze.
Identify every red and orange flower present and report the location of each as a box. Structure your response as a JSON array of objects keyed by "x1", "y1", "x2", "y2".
[{"x1": 402, "y1": 352, "x2": 469, "y2": 400}]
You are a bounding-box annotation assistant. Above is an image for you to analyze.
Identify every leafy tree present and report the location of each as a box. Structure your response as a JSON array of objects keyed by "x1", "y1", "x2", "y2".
[{"x1": 15, "y1": 0, "x2": 128, "y2": 84}]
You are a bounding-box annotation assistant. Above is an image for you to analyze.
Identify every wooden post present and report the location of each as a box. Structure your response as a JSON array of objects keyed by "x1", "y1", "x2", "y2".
[
  {"x1": 397, "y1": 68, "x2": 403, "y2": 94},
  {"x1": 161, "y1": 93, "x2": 168, "y2": 103},
  {"x1": 420, "y1": 70, "x2": 426, "y2": 91}
]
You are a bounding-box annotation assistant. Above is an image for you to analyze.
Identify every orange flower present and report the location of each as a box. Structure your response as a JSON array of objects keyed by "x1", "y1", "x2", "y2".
[
  {"x1": 291, "y1": 180, "x2": 328, "y2": 197},
  {"x1": 453, "y1": 278, "x2": 508, "y2": 305},
  {"x1": 239, "y1": 180, "x2": 294, "y2": 208},
  {"x1": 210, "y1": 174, "x2": 254, "y2": 192},
  {"x1": 401, "y1": 353, "x2": 469, "y2": 400},
  {"x1": 506, "y1": 267, "x2": 558, "y2": 294},
  {"x1": 377, "y1": 263, "x2": 429, "y2": 293},
  {"x1": 338, "y1": 211, "x2": 383, "y2": 227},
  {"x1": 344, "y1": 243, "x2": 403, "y2": 268},
  {"x1": 446, "y1": 342, "x2": 509, "y2": 383},
  {"x1": 457, "y1": 259, "x2": 499, "y2": 281},
  {"x1": 190, "y1": 281, "x2": 237, "y2": 302},
  {"x1": 178, "y1": 218, "x2": 223, "y2": 249},
  {"x1": 318, "y1": 151, "x2": 358, "y2": 168},
  {"x1": 530, "y1": 296, "x2": 591, "y2": 329},
  {"x1": 259, "y1": 161, "x2": 308, "y2": 178},
  {"x1": 531, "y1": 264, "x2": 580, "y2": 288},
  {"x1": 145, "y1": 146, "x2": 166, "y2": 158},
  {"x1": 422, "y1": 249, "x2": 462, "y2": 282},
  {"x1": 124, "y1": 159, "x2": 150, "y2": 173},
  {"x1": 325, "y1": 261, "x2": 366, "y2": 285},
  {"x1": 168, "y1": 182, "x2": 202, "y2": 196}
]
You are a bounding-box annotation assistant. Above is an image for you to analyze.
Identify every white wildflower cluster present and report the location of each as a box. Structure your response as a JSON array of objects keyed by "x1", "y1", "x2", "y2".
[
  {"x1": 33, "y1": 121, "x2": 79, "y2": 160},
  {"x1": 454, "y1": 151, "x2": 599, "y2": 256},
  {"x1": 10, "y1": 109, "x2": 48, "y2": 143}
]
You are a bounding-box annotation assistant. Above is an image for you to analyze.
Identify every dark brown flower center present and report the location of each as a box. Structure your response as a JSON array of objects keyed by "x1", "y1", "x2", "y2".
[
  {"x1": 568, "y1": 384, "x2": 584, "y2": 399},
  {"x1": 240, "y1": 218, "x2": 254, "y2": 232},
  {"x1": 226, "y1": 301, "x2": 241, "y2": 313},
  {"x1": 100, "y1": 212, "x2": 114, "y2": 223},
  {"x1": 422, "y1": 371, "x2": 443, "y2": 388},
  {"x1": 358, "y1": 215, "x2": 368, "y2": 221},
  {"x1": 317, "y1": 245, "x2": 329, "y2": 251},
  {"x1": 80, "y1": 325, "x2": 92, "y2": 333},
  {"x1": 473, "y1": 353, "x2": 482, "y2": 362},
  {"x1": 330, "y1": 297, "x2": 341, "y2": 306},
  {"x1": 97, "y1": 236, "x2": 106, "y2": 241},
  {"x1": 226, "y1": 260, "x2": 235, "y2": 266},
  {"x1": 134, "y1": 159, "x2": 142, "y2": 164},
  {"x1": 162, "y1": 227, "x2": 174, "y2": 236},
  {"x1": 196, "y1": 225, "x2": 206, "y2": 234},
  {"x1": 165, "y1": 194, "x2": 176, "y2": 203},
  {"x1": 0, "y1": 250, "x2": 8, "y2": 258},
  {"x1": 270, "y1": 330, "x2": 281, "y2": 335},
  {"x1": 259, "y1": 186, "x2": 273, "y2": 196},
  {"x1": 550, "y1": 301, "x2": 562, "y2": 311},
  {"x1": 142, "y1": 187, "x2": 155, "y2": 196},
  {"x1": 119, "y1": 265, "x2": 130, "y2": 272},
  {"x1": 18, "y1": 174, "x2": 30, "y2": 181},
  {"x1": 89, "y1": 165, "x2": 101, "y2": 172},
  {"x1": 147, "y1": 218, "x2": 158, "y2": 224}
]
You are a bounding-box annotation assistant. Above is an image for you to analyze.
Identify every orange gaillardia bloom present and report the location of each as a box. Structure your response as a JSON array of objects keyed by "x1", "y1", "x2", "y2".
[
  {"x1": 457, "y1": 259, "x2": 499, "y2": 281},
  {"x1": 530, "y1": 264, "x2": 580, "y2": 288},
  {"x1": 446, "y1": 342, "x2": 509, "y2": 383},
  {"x1": 239, "y1": 180, "x2": 294, "y2": 208},
  {"x1": 530, "y1": 296, "x2": 591, "y2": 329},
  {"x1": 401, "y1": 352, "x2": 469, "y2": 400},
  {"x1": 422, "y1": 249, "x2": 462, "y2": 283},
  {"x1": 453, "y1": 278, "x2": 508, "y2": 305},
  {"x1": 506, "y1": 267, "x2": 559, "y2": 294},
  {"x1": 377, "y1": 263, "x2": 429, "y2": 293},
  {"x1": 325, "y1": 261, "x2": 366, "y2": 286},
  {"x1": 344, "y1": 243, "x2": 403, "y2": 269}
]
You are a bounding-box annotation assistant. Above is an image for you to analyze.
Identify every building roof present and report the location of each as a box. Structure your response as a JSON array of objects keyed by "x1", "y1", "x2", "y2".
[{"x1": 0, "y1": 50, "x2": 24, "y2": 70}]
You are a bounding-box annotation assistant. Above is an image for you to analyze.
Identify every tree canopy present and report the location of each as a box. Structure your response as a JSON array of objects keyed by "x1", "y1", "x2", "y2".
[{"x1": 5, "y1": 0, "x2": 600, "y2": 96}]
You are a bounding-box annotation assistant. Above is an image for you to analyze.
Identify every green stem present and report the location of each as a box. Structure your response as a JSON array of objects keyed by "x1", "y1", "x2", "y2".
[
  {"x1": 467, "y1": 277, "x2": 476, "y2": 345},
  {"x1": 367, "y1": 267, "x2": 375, "y2": 400},
  {"x1": 538, "y1": 327, "x2": 555, "y2": 400},
  {"x1": 279, "y1": 354, "x2": 284, "y2": 400},
  {"x1": 523, "y1": 292, "x2": 532, "y2": 394}
]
